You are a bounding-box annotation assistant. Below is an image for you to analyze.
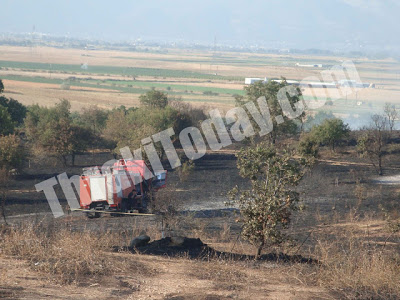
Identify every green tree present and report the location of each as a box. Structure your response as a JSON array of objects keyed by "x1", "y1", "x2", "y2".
[
  {"x1": 239, "y1": 79, "x2": 303, "y2": 144},
  {"x1": 311, "y1": 118, "x2": 349, "y2": 151},
  {"x1": 24, "y1": 100, "x2": 89, "y2": 166},
  {"x1": 0, "y1": 134, "x2": 24, "y2": 171},
  {"x1": 0, "y1": 96, "x2": 27, "y2": 125},
  {"x1": 139, "y1": 88, "x2": 168, "y2": 109},
  {"x1": 79, "y1": 105, "x2": 109, "y2": 135},
  {"x1": 72, "y1": 105, "x2": 109, "y2": 150},
  {"x1": 0, "y1": 106, "x2": 14, "y2": 135},
  {"x1": 228, "y1": 143, "x2": 308, "y2": 259},
  {"x1": 0, "y1": 80, "x2": 27, "y2": 126},
  {"x1": 104, "y1": 106, "x2": 182, "y2": 159}
]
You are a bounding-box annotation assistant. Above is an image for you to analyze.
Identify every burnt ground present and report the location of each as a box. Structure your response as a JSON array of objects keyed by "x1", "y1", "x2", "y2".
[
  {"x1": 4, "y1": 149, "x2": 242, "y2": 217},
  {"x1": 2, "y1": 143, "x2": 400, "y2": 253}
]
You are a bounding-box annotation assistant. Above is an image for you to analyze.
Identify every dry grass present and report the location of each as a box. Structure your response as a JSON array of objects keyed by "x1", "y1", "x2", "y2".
[
  {"x1": 1, "y1": 210, "x2": 399, "y2": 299},
  {"x1": 0, "y1": 221, "x2": 119, "y2": 283},
  {"x1": 312, "y1": 226, "x2": 400, "y2": 300}
]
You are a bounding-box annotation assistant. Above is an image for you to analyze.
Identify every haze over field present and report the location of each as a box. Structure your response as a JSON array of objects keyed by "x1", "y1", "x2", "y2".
[{"x1": 1, "y1": 0, "x2": 400, "y2": 51}]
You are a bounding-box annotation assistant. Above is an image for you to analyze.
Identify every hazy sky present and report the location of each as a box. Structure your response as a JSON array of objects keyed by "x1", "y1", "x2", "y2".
[{"x1": 1, "y1": 0, "x2": 399, "y2": 50}]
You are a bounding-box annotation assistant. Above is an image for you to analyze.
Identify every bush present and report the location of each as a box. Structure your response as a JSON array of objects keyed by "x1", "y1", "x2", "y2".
[
  {"x1": 298, "y1": 133, "x2": 319, "y2": 157},
  {"x1": 203, "y1": 90, "x2": 219, "y2": 96},
  {"x1": 311, "y1": 118, "x2": 349, "y2": 151},
  {"x1": 139, "y1": 88, "x2": 168, "y2": 108}
]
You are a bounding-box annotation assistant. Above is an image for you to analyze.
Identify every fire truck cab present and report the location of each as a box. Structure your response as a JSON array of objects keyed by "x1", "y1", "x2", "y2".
[{"x1": 79, "y1": 159, "x2": 166, "y2": 218}]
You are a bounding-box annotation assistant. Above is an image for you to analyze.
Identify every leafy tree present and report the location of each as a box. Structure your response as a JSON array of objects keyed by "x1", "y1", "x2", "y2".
[
  {"x1": 69, "y1": 125, "x2": 93, "y2": 166},
  {"x1": 71, "y1": 105, "x2": 109, "y2": 150},
  {"x1": 357, "y1": 114, "x2": 389, "y2": 176},
  {"x1": 103, "y1": 109, "x2": 132, "y2": 154},
  {"x1": 238, "y1": 79, "x2": 303, "y2": 144},
  {"x1": 0, "y1": 106, "x2": 14, "y2": 135},
  {"x1": 0, "y1": 80, "x2": 26, "y2": 126},
  {"x1": 79, "y1": 105, "x2": 109, "y2": 135},
  {"x1": 0, "y1": 96, "x2": 27, "y2": 125},
  {"x1": 104, "y1": 106, "x2": 182, "y2": 159},
  {"x1": 0, "y1": 134, "x2": 24, "y2": 171},
  {"x1": 24, "y1": 100, "x2": 89, "y2": 166},
  {"x1": 168, "y1": 100, "x2": 207, "y2": 127},
  {"x1": 311, "y1": 118, "x2": 349, "y2": 151},
  {"x1": 228, "y1": 143, "x2": 308, "y2": 259},
  {"x1": 139, "y1": 88, "x2": 168, "y2": 109}
]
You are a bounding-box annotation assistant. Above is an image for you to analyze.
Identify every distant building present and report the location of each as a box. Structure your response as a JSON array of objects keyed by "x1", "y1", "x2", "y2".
[
  {"x1": 296, "y1": 63, "x2": 323, "y2": 68},
  {"x1": 338, "y1": 79, "x2": 374, "y2": 88},
  {"x1": 244, "y1": 77, "x2": 374, "y2": 89},
  {"x1": 244, "y1": 77, "x2": 268, "y2": 85}
]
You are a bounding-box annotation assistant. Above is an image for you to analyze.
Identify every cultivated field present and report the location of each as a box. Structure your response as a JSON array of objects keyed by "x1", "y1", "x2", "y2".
[{"x1": 1, "y1": 45, "x2": 400, "y2": 116}]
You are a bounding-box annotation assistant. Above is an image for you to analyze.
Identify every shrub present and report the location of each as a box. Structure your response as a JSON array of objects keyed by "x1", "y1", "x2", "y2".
[
  {"x1": 311, "y1": 118, "x2": 350, "y2": 151},
  {"x1": 298, "y1": 132, "x2": 319, "y2": 157},
  {"x1": 139, "y1": 88, "x2": 168, "y2": 108},
  {"x1": 228, "y1": 143, "x2": 308, "y2": 259}
]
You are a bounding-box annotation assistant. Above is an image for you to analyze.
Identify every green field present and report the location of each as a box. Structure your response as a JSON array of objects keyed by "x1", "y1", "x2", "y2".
[
  {"x1": 0, "y1": 60, "x2": 242, "y2": 81},
  {"x1": 1, "y1": 74, "x2": 244, "y2": 97}
]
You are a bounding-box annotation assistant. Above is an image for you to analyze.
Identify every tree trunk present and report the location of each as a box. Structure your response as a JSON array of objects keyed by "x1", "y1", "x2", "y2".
[
  {"x1": 255, "y1": 241, "x2": 264, "y2": 260},
  {"x1": 1, "y1": 192, "x2": 7, "y2": 225}
]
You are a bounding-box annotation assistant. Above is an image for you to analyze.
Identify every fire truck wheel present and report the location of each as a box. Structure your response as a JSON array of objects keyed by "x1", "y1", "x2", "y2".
[{"x1": 86, "y1": 212, "x2": 101, "y2": 219}]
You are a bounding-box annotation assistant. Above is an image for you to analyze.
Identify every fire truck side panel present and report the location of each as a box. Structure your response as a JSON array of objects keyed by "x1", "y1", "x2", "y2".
[
  {"x1": 79, "y1": 176, "x2": 92, "y2": 207},
  {"x1": 89, "y1": 176, "x2": 107, "y2": 202}
]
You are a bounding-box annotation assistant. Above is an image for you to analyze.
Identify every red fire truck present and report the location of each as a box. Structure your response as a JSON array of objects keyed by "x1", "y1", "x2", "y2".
[{"x1": 79, "y1": 159, "x2": 167, "y2": 218}]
